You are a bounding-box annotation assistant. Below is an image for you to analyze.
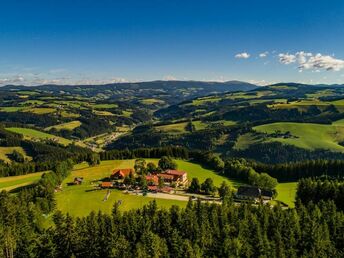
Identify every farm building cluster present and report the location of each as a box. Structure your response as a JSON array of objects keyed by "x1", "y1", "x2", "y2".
[{"x1": 99, "y1": 168, "x2": 188, "y2": 194}]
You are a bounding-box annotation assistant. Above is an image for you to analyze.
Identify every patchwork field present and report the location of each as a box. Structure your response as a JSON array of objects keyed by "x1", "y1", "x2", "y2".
[
  {"x1": 56, "y1": 159, "x2": 239, "y2": 216},
  {"x1": 6, "y1": 127, "x2": 73, "y2": 146},
  {"x1": 0, "y1": 171, "x2": 45, "y2": 191},
  {"x1": 254, "y1": 122, "x2": 344, "y2": 152}
]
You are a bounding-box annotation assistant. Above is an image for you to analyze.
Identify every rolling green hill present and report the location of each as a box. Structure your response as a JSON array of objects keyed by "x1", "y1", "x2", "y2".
[
  {"x1": 6, "y1": 127, "x2": 73, "y2": 146},
  {"x1": 253, "y1": 122, "x2": 344, "y2": 152}
]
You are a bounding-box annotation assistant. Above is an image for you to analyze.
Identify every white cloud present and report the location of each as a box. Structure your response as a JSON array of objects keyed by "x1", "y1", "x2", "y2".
[
  {"x1": 163, "y1": 75, "x2": 177, "y2": 81},
  {"x1": 0, "y1": 75, "x2": 128, "y2": 86},
  {"x1": 248, "y1": 79, "x2": 270, "y2": 86},
  {"x1": 259, "y1": 52, "x2": 269, "y2": 58},
  {"x1": 278, "y1": 53, "x2": 296, "y2": 64},
  {"x1": 278, "y1": 51, "x2": 344, "y2": 72},
  {"x1": 299, "y1": 53, "x2": 344, "y2": 71},
  {"x1": 235, "y1": 52, "x2": 250, "y2": 59}
]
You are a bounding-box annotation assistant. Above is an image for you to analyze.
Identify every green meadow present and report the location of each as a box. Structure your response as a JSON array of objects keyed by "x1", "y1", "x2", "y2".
[
  {"x1": 156, "y1": 122, "x2": 188, "y2": 133},
  {"x1": 45, "y1": 120, "x2": 81, "y2": 131},
  {"x1": 6, "y1": 127, "x2": 72, "y2": 146},
  {"x1": 275, "y1": 182, "x2": 298, "y2": 208},
  {"x1": 0, "y1": 171, "x2": 45, "y2": 191},
  {"x1": 56, "y1": 159, "x2": 239, "y2": 216},
  {"x1": 0, "y1": 146, "x2": 31, "y2": 164},
  {"x1": 254, "y1": 122, "x2": 344, "y2": 152}
]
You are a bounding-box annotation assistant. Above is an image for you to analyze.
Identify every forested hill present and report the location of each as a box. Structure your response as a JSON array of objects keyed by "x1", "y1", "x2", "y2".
[{"x1": 0, "y1": 80, "x2": 257, "y2": 105}]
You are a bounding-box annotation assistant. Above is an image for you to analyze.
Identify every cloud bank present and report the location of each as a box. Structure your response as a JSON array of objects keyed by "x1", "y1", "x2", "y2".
[
  {"x1": 278, "y1": 51, "x2": 344, "y2": 72},
  {"x1": 235, "y1": 52, "x2": 250, "y2": 59}
]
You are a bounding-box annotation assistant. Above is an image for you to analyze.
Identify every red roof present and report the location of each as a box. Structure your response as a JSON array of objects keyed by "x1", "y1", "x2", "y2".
[
  {"x1": 158, "y1": 173, "x2": 174, "y2": 180},
  {"x1": 146, "y1": 175, "x2": 159, "y2": 184},
  {"x1": 112, "y1": 168, "x2": 134, "y2": 177},
  {"x1": 161, "y1": 186, "x2": 174, "y2": 193},
  {"x1": 166, "y1": 170, "x2": 187, "y2": 176},
  {"x1": 148, "y1": 185, "x2": 158, "y2": 191},
  {"x1": 101, "y1": 182, "x2": 113, "y2": 188}
]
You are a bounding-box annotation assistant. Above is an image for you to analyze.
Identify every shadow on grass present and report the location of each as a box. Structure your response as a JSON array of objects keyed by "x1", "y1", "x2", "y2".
[{"x1": 9, "y1": 183, "x2": 37, "y2": 193}]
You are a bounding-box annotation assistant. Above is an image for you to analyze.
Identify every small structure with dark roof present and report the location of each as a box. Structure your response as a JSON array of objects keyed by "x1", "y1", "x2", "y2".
[
  {"x1": 261, "y1": 189, "x2": 274, "y2": 200},
  {"x1": 73, "y1": 177, "x2": 84, "y2": 185},
  {"x1": 236, "y1": 186, "x2": 261, "y2": 202}
]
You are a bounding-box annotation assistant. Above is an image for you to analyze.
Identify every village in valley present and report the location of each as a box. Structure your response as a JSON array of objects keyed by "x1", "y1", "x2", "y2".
[{"x1": 70, "y1": 156, "x2": 276, "y2": 205}]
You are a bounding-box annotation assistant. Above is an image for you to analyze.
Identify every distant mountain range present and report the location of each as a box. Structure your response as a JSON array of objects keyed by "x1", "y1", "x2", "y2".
[{"x1": 0, "y1": 80, "x2": 258, "y2": 104}]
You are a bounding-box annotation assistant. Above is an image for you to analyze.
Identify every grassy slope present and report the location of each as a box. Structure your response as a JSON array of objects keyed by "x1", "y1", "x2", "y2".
[
  {"x1": 6, "y1": 127, "x2": 72, "y2": 146},
  {"x1": 0, "y1": 172, "x2": 45, "y2": 191},
  {"x1": 56, "y1": 159, "x2": 239, "y2": 216},
  {"x1": 275, "y1": 182, "x2": 298, "y2": 208},
  {"x1": 156, "y1": 122, "x2": 188, "y2": 133},
  {"x1": 45, "y1": 120, "x2": 81, "y2": 131},
  {"x1": 0, "y1": 146, "x2": 31, "y2": 163},
  {"x1": 254, "y1": 122, "x2": 344, "y2": 152}
]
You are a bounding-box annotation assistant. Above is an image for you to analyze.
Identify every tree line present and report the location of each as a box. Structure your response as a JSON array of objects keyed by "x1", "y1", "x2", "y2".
[
  {"x1": 1, "y1": 195, "x2": 344, "y2": 257},
  {"x1": 296, "y1": 178, "x2": 344, "y2": 211}
]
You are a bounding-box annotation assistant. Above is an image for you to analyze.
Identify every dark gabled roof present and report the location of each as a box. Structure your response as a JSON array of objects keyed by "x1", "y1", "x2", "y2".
[
  {"x1": 237, "y1": 186, "x2": 261, "y2": 198},
  {"x1": 261, "y1": 189, "x2": 274, "y2": 197}
]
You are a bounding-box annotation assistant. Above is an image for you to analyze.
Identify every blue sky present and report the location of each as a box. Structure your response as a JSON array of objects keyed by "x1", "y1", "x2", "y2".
[{"x1": 1, "y1": 0, "x2": 344, "y2": 85}]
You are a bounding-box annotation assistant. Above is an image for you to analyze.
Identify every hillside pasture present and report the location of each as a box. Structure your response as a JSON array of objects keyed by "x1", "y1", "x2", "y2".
[
  {"x1": 0, "y1": 106, "x2": 24, "y2": 112},
  {"x1": 23, "y1": 107, "x2": 56, "y2": 114},
  {"x1": 0, "y1": 147, "x2": 31, "y2": 164},
  {"x1": 6, "y1": 127, "x2": 72, "y2": 146},
  {"x1": 45, "y1": 120, "x2": 81, "y2": 131},
  {"x1": 275, "y1": 182, "x2": 298, "y2": 208},
  {"x1": 253, "y1": 122, "x2": 344, "y2": 152},
  {"x1": 56, "y1": 159, "x2": 239, "y2": 216},
  {"x1": 0, "y1": 171, "x2": 45, "y2": 191},
  {"x1": 156, "y1": 122, "x2": 188, "y2": 133}
]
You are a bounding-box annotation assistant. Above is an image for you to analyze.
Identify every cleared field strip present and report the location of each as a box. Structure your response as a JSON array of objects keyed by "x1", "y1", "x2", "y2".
[{"x1": 0, "y1": 172, "x2": 45, "y2": 191}]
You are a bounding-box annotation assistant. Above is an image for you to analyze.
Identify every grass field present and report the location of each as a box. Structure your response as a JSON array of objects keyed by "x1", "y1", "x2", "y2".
[
  {"x1": 156, "y1": 122, "x2": 188, "y2": 133},
  {"x1": 275, "y1": 182, "x2": 298, "y2": 208},
  {"x1": 0, "y1": 171, "x2": 45, "y2": 191},
  {"x1": 193, "y1": 121, "x2": 208, "y2": 130},
  {"x1": 93, "y1": 110, "x2": 115, "y2": 116},
  {"x1": 56, "y1": 159, "x2": 239, "y2": 216},
  {"x1": 234, "y1": 133, "x2": 263, "y2": 150},
  {"x1": 254, "y1": 122, "x2": 344, "y2": 152},
  {"x1": 0, "y1": 147, "x2": 31, "y2": 163},
  {"x1": 6, "y1": 127, "x2": 72, "y2": 146},
  {"x1": 140, "y1": 98, "x2": 165, "y2": 105},
  {"x1": 92, "y1": 103, "x2": 118, "y2": 109},
  {"x1": 0, "y1": 106, "x2": 24, "y2": 112},
  {"x1": 45, "y1": 120, "x2": 81, "y2": 131},
  {"x1": 23, "y1": 107, "x2": 56, "y2": 114}
]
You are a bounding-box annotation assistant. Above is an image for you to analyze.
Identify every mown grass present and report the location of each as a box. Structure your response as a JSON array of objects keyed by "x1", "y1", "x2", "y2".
[
  {"x1": 6, "y1": 127, "x2": 72, "y2": 146},
  {"x1": 0, "y1": 171, "x2": 45, "y2": 191},
  {"x1": 254, "y1": 122, "x2": 344, "y2": 152},
  {"x1": 45, "y1": 120, "x2": 81, "y2": 131}
]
